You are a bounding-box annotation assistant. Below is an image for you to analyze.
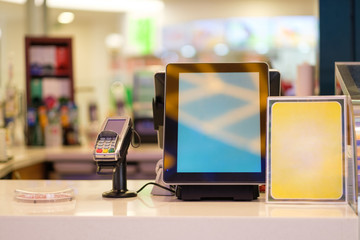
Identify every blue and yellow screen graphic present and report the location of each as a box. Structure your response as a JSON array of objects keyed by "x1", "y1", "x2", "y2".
[{"x1": 177, "y1": 72, "x2": 261, "y2": 173}]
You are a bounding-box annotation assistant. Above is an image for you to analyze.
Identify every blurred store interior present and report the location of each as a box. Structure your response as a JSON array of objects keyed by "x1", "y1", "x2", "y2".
[{"x1": 0, "y1": 0, "x2": 319, "y2": 179}]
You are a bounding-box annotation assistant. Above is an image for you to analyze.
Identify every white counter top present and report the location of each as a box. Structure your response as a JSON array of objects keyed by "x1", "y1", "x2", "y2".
[{"x1": 0, "y1": 180, "x2": 358, "y2": 240}]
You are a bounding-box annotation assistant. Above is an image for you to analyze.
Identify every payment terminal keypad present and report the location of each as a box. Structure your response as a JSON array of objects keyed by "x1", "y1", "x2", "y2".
[{"x1": 95, "y1": 137, "x2": 117, "y2": 154}]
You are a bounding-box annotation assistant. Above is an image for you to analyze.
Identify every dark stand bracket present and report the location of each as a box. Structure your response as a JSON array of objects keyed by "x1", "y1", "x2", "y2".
[{"x1": 101, "y1": 157, "x2": 137, "y2": 198}]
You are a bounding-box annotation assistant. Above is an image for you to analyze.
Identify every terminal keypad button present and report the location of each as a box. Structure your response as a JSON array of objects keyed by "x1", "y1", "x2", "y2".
[{"x1": 96, "y1": 137, "x2": 117, "y2": 154}]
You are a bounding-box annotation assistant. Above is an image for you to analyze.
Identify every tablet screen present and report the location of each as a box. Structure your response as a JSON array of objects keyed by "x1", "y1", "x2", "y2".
[
  {"x1": 163, "y1": 63, "x2": 268, "y2": 184},
  {"x1": 177, "y1": 72, "x2": 261, "y2": 173}
]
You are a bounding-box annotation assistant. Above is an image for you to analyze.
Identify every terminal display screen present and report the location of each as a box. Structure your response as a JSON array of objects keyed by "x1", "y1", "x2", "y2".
[
  {"x1": 104, "y1": 119, "x2": 126, "y2": 134},
  {"x1": 177, "y1": 72, "x2": 261, "y2": 173},
  {"x1": 163, "y1": 63, "x2": 268, "y2": 184}
]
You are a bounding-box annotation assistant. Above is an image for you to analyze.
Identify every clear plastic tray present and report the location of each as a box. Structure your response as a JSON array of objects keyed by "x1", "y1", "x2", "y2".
[{"x1": 14, "y1": 188, "x2": 74, "y2": 203}]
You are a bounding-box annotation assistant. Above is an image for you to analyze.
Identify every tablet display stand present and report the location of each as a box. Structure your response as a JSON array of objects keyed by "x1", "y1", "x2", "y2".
[
  {"x1": 175, "y1": 185, "x2": 259, "y2": 201},
  {"x1": 152, "y1": 68, "x2": 279, "y2": 201},
  {"x1": 151, "y1": 159, "x2": 174, "y2": 196}
]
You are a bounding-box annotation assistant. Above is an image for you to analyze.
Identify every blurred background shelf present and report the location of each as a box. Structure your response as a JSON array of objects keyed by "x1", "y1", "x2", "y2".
[{"x1": 0, "y1": 145, "x2": 162, "y2": 180}]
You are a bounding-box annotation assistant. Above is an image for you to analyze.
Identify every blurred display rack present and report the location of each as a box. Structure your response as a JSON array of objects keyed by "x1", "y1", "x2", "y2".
[{"x1": 25, "y1": 36, "x2": 74, "y2": 105}]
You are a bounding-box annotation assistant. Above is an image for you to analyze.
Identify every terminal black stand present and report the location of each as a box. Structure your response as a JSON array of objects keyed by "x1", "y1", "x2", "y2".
[
  {"x1": 175, "y1": 185, "x2": 259, "y2": 201},
  {"x1": 99, "y1": 158, "x2": 137, "y2": 198},
  {"x1": 95, "y1": 129, "x2": 137, "y2": 198}
]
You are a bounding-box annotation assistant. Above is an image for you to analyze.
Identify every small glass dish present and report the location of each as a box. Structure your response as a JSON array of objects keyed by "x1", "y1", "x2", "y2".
[{"x1": 14, "y1": 188, "x2": 74, "y2": 203}]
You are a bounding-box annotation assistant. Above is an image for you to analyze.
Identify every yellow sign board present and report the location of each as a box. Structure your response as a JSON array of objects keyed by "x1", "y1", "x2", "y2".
[{"x1": 267, "y1": 97, "x2": 346, "y2": 203}]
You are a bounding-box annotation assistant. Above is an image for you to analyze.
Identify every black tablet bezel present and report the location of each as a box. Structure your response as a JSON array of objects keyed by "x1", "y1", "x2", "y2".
[{"x1": 163, "y1": 62, "x2": 269, "y2": 184}]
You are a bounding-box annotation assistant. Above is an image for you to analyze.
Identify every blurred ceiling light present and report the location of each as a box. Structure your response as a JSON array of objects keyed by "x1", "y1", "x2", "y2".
[
  {"x1": 214, "y1": 43, "x2": 229, "y2": 56},
  {"x1": 35, "y1": 0, "x2": 44, "y2": 6},
  {"x1": 0, "y1": 29, "x2": 2, "y2": 39},
  {"x1": 181, "y1": 45, "x2": 196, "y2": 58},
  {"x1": 105, "y1": 33, "x2": 123, "y2": 49},
  {"x1": 58, "y1": 12, "x2": 75, "y2": 24},
  {"x1": 47, "y1": 0, "x2": 164, "y2": 13},
  {"x1": 0, "y1": 0, "x2": 43, "y2": 5},
  {"x1": 0, "y1": 0, "x2": 26, "y2": 4}
]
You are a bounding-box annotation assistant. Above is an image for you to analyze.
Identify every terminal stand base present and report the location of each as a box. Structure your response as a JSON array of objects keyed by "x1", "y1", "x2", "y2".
[
  {"x1": 175, "y1": 185, "x2": 259, "y2": 201},
  {"x1": 102, "y1": 190, "x2": 137, "y2": 198}
]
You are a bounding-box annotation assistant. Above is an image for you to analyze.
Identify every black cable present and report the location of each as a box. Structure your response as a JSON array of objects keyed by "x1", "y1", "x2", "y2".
[
  {"x1": 131, "y1": 129, "x2": 141, "y2": 148},
  {"x1": 136, "y1": 182, "x2": 175, "y2": 194}
]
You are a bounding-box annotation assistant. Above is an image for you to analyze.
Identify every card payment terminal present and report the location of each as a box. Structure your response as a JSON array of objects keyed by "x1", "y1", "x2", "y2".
[
  {"x1": 93, "y1": 117, "x2": 132, "y2": 162},
  {"x1": 93, "y1": 117, "x2": 137, "y2": 198}
]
